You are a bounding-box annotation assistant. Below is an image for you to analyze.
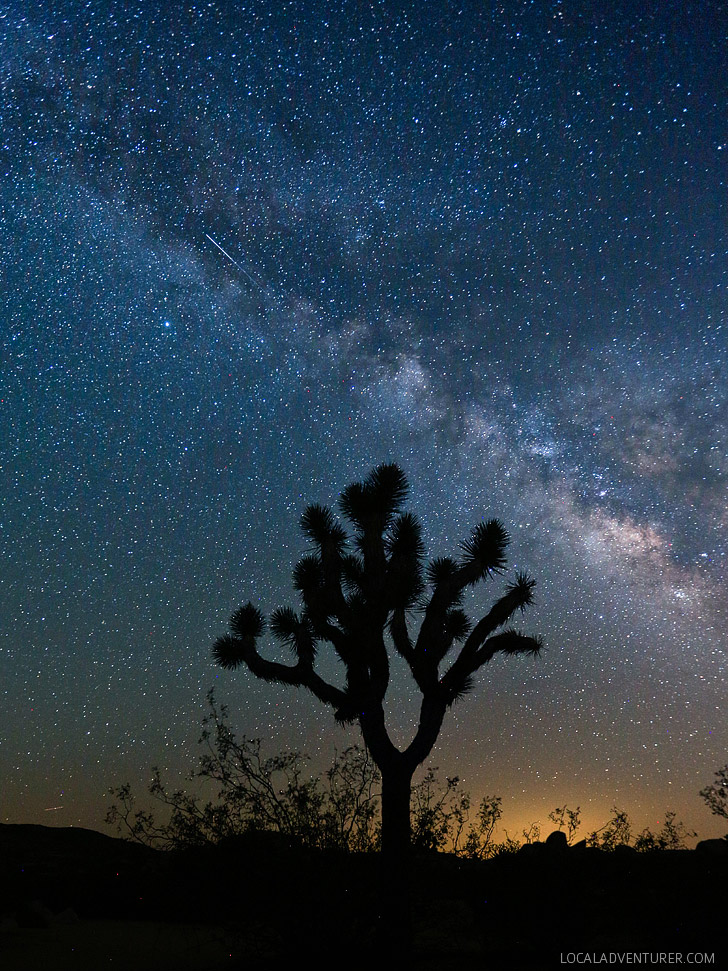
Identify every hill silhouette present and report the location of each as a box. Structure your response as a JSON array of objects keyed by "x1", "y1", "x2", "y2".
[{"x1": 1, "y1": 823, "x2": 725, "y2": 968}]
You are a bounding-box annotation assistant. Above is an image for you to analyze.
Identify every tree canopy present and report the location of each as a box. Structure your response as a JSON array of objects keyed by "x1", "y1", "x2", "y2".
[{"x1": 212, "y1": 462, "x2": 542, "y2": 858}]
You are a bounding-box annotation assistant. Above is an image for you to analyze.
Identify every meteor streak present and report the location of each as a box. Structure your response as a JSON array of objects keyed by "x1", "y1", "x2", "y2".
[{"x1": 205, "y1": 233, "x2": 262, "y2": 289}]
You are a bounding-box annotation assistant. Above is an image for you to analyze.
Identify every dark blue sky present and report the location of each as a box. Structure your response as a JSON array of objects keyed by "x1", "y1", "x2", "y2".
[{"x1": 1, "y1": 0, "x2": 726, "y2": 839}]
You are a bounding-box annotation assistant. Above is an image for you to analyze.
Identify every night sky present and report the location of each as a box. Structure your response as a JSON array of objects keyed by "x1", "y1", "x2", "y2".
[{"x1": 2, "y1": 0, "x2": 726, "y2": 842}]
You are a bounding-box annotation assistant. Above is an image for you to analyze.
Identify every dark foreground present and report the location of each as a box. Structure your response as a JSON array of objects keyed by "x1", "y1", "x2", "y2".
[{"x1": 1, "y1": 824, "x2": 725, "y2": 970}]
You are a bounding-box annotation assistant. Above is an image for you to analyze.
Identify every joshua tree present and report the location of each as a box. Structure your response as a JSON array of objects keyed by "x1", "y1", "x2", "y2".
[{"x1": 212, "y1": 463, "x2": 541, "y2": 864}]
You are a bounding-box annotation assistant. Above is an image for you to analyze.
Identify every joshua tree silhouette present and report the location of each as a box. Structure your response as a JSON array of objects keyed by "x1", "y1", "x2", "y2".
[{"x1": 212, "y1": 463, "x2": 542, "y2": 865}]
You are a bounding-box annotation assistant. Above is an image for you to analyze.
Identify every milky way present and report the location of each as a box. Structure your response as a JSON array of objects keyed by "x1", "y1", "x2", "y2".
[{"x1": 1, "y1": 0, "x2": 726, "y2": 838}]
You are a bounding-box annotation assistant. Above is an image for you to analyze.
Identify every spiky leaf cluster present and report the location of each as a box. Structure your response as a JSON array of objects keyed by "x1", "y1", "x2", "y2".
[
  {"x1": 300, "y1": 503, "x2": 345, "y2": 548},
  {"x1": 212, "y1": 633, "x2": 248, "y2": 670},
  {"x1": 270, "y1": 607, "x2": 316, "y2": 662},
  {"x1": 230, "y1": 603, "x2": 265, "y2": 640},
  {"x1": 459, "y1": 519, "x2": 509, "y2": 584},
  {"x1": 338, "y1": 463, "x2": 409, "y2": 533},
  {"x1": 212, "y1": 603, "x2": 265, "y2": 669}
]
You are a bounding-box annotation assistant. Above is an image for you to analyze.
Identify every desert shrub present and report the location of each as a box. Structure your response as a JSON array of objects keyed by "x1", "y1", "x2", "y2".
[
  {"x1": 586, "y1": 806, "x2": 696, "y2": 851},
  {"x1": 106, "y1": 690, "x2": 381, "y2": 852},
  {"x1": 548, "y1": 804, "x2": 582, "y2": 844},
  {"x1": 633, "y1": 811, "x2": 697, "y2": 851},
  {"x1": 586, "y1": 807, "x2": 633, "y2": 850},
  {"x1": 699, "y1": 765, "x2": 728, "y2": 827},
  {"x1": 461, "y1": 795, "x2": 505, "y2": 859},
  {"x1": 410, "y1": 770, "x2": 468, "y2": 853},
  {"x1": 409, "y1": 772, "x2": 505, "y2": 859}
]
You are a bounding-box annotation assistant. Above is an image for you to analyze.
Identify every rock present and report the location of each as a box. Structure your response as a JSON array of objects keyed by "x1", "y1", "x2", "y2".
[
  {"x1": 544, "y1": 830, "x2": 568, "y2": 853},
  {"x1": 53, "y1": 907, "x2": 79, "y2": 924},
  {"x1": 695, "y1": 838, "x2": 728, "y2": 856}
]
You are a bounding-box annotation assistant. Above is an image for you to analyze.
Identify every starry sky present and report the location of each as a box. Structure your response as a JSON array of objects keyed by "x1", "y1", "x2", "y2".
[{"x1": 1, "y1": 0, "x2": 726, "y2": 841}]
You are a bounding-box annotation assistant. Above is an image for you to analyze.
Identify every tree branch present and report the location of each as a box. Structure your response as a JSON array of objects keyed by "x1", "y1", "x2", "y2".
[
  {"x1": 404, "y1": 693, "x2": 448, "y2": 771},
  {"x1": 213, "y1": 631, "x2": 348, "y2": 711},
  {"x1": 390, "y1": 608, "x2": 414, "y2": 664},
  {"x1": 439, "y1": 575, "x2": 537, "y2": 693}
]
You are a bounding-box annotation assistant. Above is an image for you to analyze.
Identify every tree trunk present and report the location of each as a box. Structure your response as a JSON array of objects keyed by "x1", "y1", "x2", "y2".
[
  {"x1": 359, "y1": 700, "x2": 440, "y2": 954},
  {"x1": 380, "y1": 765, "x2": 414, "y2": 862},
  {"x1": 376, "y1": 765, "x2": 414, "y2": 955}
]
